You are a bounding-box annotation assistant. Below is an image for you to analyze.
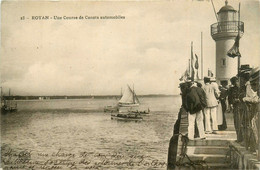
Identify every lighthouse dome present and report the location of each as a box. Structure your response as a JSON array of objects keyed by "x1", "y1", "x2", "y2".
[
  {"x1": 217, "y1": 2, "x2": 237, "y2": 22},
  {"x1": 218, "y1": 5, "x2": 236, "y2": 13}
]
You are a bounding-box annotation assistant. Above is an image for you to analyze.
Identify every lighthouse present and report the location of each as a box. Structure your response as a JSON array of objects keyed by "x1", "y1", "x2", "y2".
[{"x1": 211, "y1": 0, "x2": 244, "y2": 85}]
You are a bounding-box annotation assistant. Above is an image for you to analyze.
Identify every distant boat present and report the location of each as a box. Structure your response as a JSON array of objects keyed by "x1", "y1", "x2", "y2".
[
  {"x1": 1, "y1": 100, "x2": 17, "y2": 113},
  {"x1": 1, "y1": 88, "x2": 17, "y2": 114},
  {"x1": 118, "y1": 85, "x2": 139, "y2": 107}
]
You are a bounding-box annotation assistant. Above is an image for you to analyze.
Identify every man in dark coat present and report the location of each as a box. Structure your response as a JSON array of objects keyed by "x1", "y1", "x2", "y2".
[
  {"x1": 218, "y1": 82, "x2": 228, "y2": 130},
  {"x1": 186, "y1": 81, "x2": 206, "y2": 140},
  {"x1": 228, "y1": 76, "x2": 242, "y2": 142},
  {"x1": 194, "y1": 82, "x2": 207, "y2": 137}
]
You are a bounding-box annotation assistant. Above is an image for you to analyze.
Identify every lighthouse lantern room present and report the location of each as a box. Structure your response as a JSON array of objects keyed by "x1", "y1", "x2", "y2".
[{"x1": 211, "y1": 0, "x2": 244, "y2": 85}]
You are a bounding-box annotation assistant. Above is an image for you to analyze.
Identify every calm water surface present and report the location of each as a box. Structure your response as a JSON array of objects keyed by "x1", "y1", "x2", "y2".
[{"x1": 1, "y1": 96, "x2": 181, "y2": 170}]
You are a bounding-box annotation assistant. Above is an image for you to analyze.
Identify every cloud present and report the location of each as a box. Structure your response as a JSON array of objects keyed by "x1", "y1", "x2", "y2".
[
  {"x1": 1, "y1": 1, "x2": 259, "y2": 95},
  {"x1": 2, "y1": 63, "x2": 84, "y2": 95}
]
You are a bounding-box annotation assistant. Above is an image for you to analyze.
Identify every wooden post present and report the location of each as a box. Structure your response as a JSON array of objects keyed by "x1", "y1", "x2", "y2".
[{"x1": 167, "y1": 108, "x2": 184, "y2": 169}]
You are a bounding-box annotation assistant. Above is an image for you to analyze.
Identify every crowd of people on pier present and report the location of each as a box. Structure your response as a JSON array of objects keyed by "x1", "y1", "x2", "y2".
[{"x1": 179, "y1": 65, "x2": 259, "y2": 153}]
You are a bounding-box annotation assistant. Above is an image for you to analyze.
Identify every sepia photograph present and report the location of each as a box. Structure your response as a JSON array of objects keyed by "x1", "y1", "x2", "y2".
[{"x1": 0, "y1": 0, "x2": 260, "y2": 169}]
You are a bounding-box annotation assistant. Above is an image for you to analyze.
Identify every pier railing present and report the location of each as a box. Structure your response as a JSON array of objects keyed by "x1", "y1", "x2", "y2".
[{"x1": 211, "y1": 21, "x2": 244, "y2": 36}]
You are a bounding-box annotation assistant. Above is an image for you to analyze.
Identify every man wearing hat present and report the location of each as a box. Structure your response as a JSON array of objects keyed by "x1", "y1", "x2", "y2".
[
  {"x1": 247, "y1": 67, "x2": 259, "y2": 152},
  {"x1": 249, "y1": 67, "x2": 260, "y2": 98},
  {"x1": 179, "y1": 79, "x2": 191, "y2": 112},
  {"x1": 203, "y1": 77, "x2": 219, "y2": 134},
  {"x1": 237, "y1": 69, "x2": 252, "y2": 145},
  {"x1": 228, "y1": 76, "x2": 242, "y2": 142},
  {"x1": 185, "y1": 81, "x2": 206, "y2": 140},
  {"x1": 210, "y1": 77, "x2": 219, "y2": 92},
  {"x1": 240, "y1": 68, "x2": 258, "y2": 103},
  {"x1": 218, "y1": 82, "x2": 228, "y2": 130}
]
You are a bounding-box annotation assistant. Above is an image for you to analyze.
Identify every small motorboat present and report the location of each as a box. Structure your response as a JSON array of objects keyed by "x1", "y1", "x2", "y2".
[
  {"x1": 111, "y1": 111, "x2": 143, "y2": 121},
  {"x1": 111, "y1": 107, "x2": 143, "y2": 121}
]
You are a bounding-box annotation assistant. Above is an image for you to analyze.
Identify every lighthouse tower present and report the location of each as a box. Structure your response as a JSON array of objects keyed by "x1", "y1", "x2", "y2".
[{"x1": 211, "y1": 1, "x2": 244, "y2": 84}]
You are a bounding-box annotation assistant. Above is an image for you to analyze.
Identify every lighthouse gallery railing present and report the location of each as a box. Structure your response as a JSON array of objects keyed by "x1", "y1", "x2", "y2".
[{"x1": 211, "y1": 21, "x2": 244, "y2": 36}]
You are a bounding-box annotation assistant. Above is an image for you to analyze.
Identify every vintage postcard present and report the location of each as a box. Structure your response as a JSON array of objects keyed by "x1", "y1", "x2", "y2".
[{"x1": 1, "y1": 0, "x2": 259, "y2": 169}]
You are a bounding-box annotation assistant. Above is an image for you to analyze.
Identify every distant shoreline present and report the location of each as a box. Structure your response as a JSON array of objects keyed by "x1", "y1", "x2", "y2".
[{"x1": 2, "y1": 94, "x2": 179, "y2": 100}]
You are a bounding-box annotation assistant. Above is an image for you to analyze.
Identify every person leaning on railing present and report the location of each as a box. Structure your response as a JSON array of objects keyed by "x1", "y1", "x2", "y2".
[{"x1": 242, "y1": 67, "x2": 260, "y2": 153}]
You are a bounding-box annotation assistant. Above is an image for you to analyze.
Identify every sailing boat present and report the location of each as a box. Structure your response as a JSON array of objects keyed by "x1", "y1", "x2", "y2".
[
  {"x1": 118, "y1": 85, "x2": 139, "y2": 107},
  {"x1": 111, "y1": 85, "x2": 142, "y2": 121}
]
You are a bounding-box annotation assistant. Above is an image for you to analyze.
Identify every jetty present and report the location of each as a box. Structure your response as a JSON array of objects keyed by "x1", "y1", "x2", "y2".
[
  {"x1": 167, "y1": 107, "x2": 260, "y2": 169},
  {"x1": 167, "y1": 1, "x2": 260, "y2": 169}
]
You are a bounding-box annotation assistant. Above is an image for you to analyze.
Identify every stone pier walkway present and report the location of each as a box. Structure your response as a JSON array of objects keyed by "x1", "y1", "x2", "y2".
[{"x1": 176, "y1": 111, "x2": 237, "y2": 169}]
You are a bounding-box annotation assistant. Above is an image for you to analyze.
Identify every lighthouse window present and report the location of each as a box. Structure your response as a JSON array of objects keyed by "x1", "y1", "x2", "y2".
[{"x1": 222, "y1": 58, "x2": 226, "y2": 66}]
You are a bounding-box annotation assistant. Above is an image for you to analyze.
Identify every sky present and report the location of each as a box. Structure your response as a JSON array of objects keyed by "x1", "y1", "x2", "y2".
[{"x1": 1, "y1": 0, "x2": 260, "y2": 96}]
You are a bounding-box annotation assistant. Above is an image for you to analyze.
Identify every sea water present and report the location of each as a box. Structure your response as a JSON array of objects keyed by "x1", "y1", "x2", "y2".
[{"x1": 1, "y1": 96, "x2": 181, "y2": 170}]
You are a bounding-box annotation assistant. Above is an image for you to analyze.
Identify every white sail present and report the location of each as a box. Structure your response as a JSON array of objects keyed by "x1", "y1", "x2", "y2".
[{"x1": 119, "y1": 85, "x2": 139, "y2": 104}]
